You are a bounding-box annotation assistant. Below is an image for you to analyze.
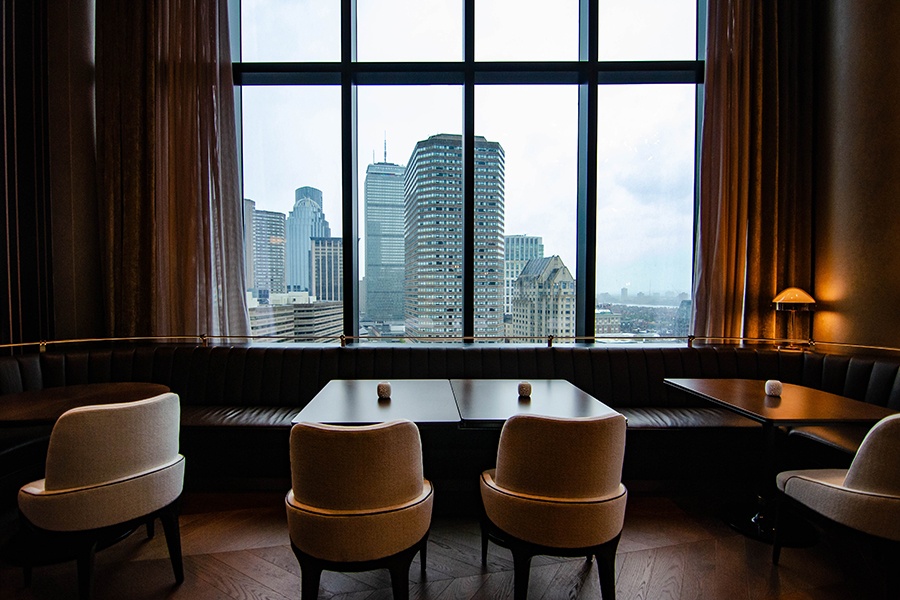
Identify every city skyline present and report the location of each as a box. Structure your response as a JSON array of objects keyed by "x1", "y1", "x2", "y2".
[{"x1": 239, "y1": 0, "x2": 698, "y2": 299}]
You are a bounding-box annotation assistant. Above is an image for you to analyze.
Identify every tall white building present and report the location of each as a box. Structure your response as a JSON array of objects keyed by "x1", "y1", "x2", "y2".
[
  {"x1": 403, "y1": 134, "x2": 505, "y2": 339},
  {"x1": 251, "y1": 208, "x2": 286, "y2": 300},
  {"x1": 286, "y1": 186, "x2": 331, "y2": 293},
  {"x1": 504, "y1": 234, "x2": 544, "y2": 316},
  {"x1": 311, "y1": 237, "x2": 343, "y2": 302},
  {"x1": 511, "y1": 255, "x2": 576, "y2": 342},
  {"x1": 364, "y1": 161, "x2": 405, "y2": 322}
]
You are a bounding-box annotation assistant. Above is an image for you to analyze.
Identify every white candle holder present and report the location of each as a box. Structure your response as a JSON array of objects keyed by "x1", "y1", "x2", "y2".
[
  {"x1": 518, "y1": 381, "x2": 532, "y2": 397},
  {"x1": 765, "y1": 380, "x2": 783, "y2": 397},
  {"x1": 377, "y1": 381, "x2": 392, "y2": 399}
]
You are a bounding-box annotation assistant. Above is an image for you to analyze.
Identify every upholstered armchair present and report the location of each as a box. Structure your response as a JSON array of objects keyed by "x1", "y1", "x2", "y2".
[
  {"x1": 13, "y1": 392, "x2": 186, "y2": 599},
  {"x1": 773, "y1": 413, "x2": 900, "y2": 570},
  {"x1": 285, "y1": 419, "x2": 433, "y2": 599},
  {"x1": 480, "y1": 413, "x2": 628, "y2": 600}
]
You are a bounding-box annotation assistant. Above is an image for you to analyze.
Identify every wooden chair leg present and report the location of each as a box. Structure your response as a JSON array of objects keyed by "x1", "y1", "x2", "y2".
[
  {"x1": 387, "y1": 549, "x2": 415, "y2": 600},
  {"x1": 772, "y1": 499, "x2": 784, "y2": 565},
  {"x1": 160, "y1": 506, "x2": 184, "y2": 584},
  {"x1": 298, "y1": 561, "x2": 322, "y2": 600},
  {"x1": 595, "y1": 535, "x2": 621, "y2": 600},
  {"x1": 480, "y1": 518, "x2": 490, "y2": 566},
  {"x1": 419, "y1": 532, "x2": 429, "y2": 577},
  {"x1": 146, "y1": 518, "x2": 155, "y2": 540},
  {"x1": 76, "y1": 541, "x2": 98, "y2": 600},
  {"x1": 511, "y1": 549, "x2": 533, "y2": 600}
]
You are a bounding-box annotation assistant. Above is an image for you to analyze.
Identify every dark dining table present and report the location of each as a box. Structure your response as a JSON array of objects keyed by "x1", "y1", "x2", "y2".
[
  {"x1": 665, "y1": 377, "x2": 896, "y2": 542},
  {"x1": 292, "y1": 379, "x2": 461, "y2": 426},
  {"x1": 0, "y1": 382, "x2": 172, "y2": 425},
  {"x1": 450, "y1": 378, "x2": 619, "y2": 429}
]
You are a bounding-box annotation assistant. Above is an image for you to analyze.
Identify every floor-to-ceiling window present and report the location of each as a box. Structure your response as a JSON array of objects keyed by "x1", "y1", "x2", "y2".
[{"x1": 235, "y1": 0, "x2": 703, "y2": 344}]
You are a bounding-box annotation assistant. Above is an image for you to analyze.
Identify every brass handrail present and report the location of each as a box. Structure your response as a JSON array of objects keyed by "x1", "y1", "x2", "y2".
[{"x1": 3, "y1": 334, "x2": 899, "y2": 356}]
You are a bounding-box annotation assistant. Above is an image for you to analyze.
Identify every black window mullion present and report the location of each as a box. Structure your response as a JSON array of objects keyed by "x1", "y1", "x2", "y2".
[
  {"x1": 341, "y1": 0, "x2": 359, "y2": 342},
  {"x1": 576, "y1": 0, "x2": 599, "y2": 342},
  {"x1": 462, "y1": 0, "x2": 475, "y2": 340}
]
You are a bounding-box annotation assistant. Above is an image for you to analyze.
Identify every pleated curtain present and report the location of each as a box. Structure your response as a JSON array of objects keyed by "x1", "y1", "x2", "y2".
[
  {"x1": 693, "y1": 0, "x2": 814, "y2": 342},
  {"x1": 96, "y1": 0, "x2": 249, "y2": 339}
]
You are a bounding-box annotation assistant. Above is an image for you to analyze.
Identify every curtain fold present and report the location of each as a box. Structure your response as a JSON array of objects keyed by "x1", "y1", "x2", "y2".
[
  {"x1": 1, "y1": 0, "x2": 53, "y2": 348},
  {"x1": 693, "y1": 0, "x2": 814, "y2": 341},
  {"x1": 96, "y1": 0, "x2": 249, "y2": 339}
]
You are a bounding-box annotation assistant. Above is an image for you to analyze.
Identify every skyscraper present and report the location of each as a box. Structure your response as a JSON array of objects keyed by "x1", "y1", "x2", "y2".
[
  {"x1": 504, "y1": 234, "x2": 544, "y2": 316},
  {"x1": 364, "y1": 161, "x2": 405, "y2": 322},
  {"x1": 311, "y1": 237, "x2": 343, "y2": 302},
  {"x1": 243, "y1": 198, "x2": 256, "y2": 293},
  {"x1": 404, "y1": 134, "x2": 505, "y2": 339},
  {"x1": 251, "y1": 208, "x2": 286, "y2": 300},
  {"x1": 286, "y1": 186, "x2": 331, "y2": 293},
  {"x1": 511, "y1": 255, "x2": 576, "y2": 342}
]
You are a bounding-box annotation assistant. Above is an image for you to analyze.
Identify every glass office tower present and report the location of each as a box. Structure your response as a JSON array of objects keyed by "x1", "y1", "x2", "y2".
[
  {"x1": 404, "y1": 134, "x2": 505, "y2": 339},
  {"x1": 285, "y1": 186, "x2": 331, "y2": 293},
  {"x1": 364, "y1": 161, "x2": 406, "y2": 322}
]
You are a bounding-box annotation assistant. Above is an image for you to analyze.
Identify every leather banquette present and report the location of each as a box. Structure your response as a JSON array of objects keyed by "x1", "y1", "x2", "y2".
[{"x1": 2, "y1": 345, "x2": 899, "y2": 499}]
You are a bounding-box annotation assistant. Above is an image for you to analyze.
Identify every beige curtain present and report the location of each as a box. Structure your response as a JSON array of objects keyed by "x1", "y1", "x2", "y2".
[
  {"x1": 693, "y1": 0, "x2": 814, "y2": 341},
  {"x1": 96, "y1": 0, "x2": 249, "y2": 339}
]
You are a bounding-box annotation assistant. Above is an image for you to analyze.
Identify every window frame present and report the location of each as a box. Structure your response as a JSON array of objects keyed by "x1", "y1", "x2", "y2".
[{"x1": 232, "y1": 0, "x2": 706, "y2": 343}]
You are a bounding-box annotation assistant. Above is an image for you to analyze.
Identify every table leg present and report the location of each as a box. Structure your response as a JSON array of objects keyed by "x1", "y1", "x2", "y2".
[{"x1": 727, "y1": 422, "x2": 816, "y2": 546}]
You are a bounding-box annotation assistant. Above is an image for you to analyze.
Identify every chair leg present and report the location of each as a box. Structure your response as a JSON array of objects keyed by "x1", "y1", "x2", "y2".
[
  {"x1": 76, "y1": 541, "x2": 98, "y2": 600},
  {"x1": 772, "y1": 499, "x2": 783, "y2": 565},
  {"x1": 23, "y1": 566, "x2": 32, "y2": 588},
  {"x1": 387, "y1": 548, "x2": 416, "y2": 600},
  {"x1": 300, "y1": 565, "x2": 322, "y2": 600},
  {"x1": 480, "y1": 518, "x2": 490, "y2": 566},
  {"x1": 146, "y1": 518, "x2": 155, "y2": 540},
  {"x1": 419, "y1": 531, "x2": 429, "y2": 577},
  {"x1": 160, "y1": 506, "x2": 185, "y2": 584},
  {"x1": 511, "y1": 549, "x2": 533, "y2": 600},
  {"x1": 595, "y1": 535, "x2": 621, "y2": 600}
]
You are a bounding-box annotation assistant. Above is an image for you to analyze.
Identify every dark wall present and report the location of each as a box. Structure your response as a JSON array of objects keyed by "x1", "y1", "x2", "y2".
[{"x1": 813, "y1": 0, "x2": 900, "y2": 348}]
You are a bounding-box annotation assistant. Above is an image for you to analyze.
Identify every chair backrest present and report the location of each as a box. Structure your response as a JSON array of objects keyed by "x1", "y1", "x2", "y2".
[
  {"x1": 494, "y1": 413, "x2": 627, "y2": 499},
  {"x1": 844, "y1": 413, "x2": 900, "y2": 496},
  {"x1": 290, "y1": 419, "x2": 425, "y2": 511},
  {"x1": 43, "y1": 392, "x2": 182, "y2": 492}
]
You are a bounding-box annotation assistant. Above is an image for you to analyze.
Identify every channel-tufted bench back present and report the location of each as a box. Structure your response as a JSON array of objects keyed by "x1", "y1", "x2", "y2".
[{"x1": 3, "y1": 345, "x2": 900, "y2": 411}]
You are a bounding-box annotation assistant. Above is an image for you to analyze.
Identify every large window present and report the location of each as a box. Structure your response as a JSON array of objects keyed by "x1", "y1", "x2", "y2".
[{"x1": 235, "y1": 0, "x2": 703, "y2": 344}]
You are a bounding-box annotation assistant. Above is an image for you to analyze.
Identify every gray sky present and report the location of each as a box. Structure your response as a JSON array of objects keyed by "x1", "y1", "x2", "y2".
[{"x1": 239, "y1": 0, "x2": 697, "y2": 300}]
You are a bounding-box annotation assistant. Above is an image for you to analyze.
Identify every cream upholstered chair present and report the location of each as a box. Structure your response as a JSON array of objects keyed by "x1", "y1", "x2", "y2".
[
  {"x1": 15, "y1": 392, "x2": 185, "y2": 600},
  {"x1": 286, "y1": 419, "x2": 433, "y2": 600},
  {"x1": 773, "y1": 413, "x2": 900, "y2": 567},
  {"x1": 480, "y1": 413, "x2": 628, "y2": 600}
]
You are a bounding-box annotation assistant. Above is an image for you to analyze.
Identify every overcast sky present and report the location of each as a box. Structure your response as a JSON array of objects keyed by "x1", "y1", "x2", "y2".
[{"x1": 239, "y1": 0, "x2": 697, "y2": 300}]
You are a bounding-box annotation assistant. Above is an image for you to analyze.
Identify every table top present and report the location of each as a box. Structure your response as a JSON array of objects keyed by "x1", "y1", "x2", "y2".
[
  {"x1": 0, "y1": 382, "x2": 172, "y2": 425},
  {"x1": 451, "y1": 379, "x2": 619, "y2": 429},
  {"x1": 665, "y1": 378, "x2": 897, "y2": 426},
  {"x1": 293, "y1": 379, "x2": 461, "y2": 426}
]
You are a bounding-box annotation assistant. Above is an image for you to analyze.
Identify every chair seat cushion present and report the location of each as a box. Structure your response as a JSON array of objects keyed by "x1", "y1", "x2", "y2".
[
  {"x1": 777, "y1": 468, "x2": 900, "y2": 542},
  {"x1": 285, "y1": 481, "x2": 434, "y2": 563},
  {"x1": 19, "y1": 456, "x2": 185, "y2": 531},
  {"x1": 180, "y1": 405, "x2": 299, "y2": 428},
  {"x1": 480, "y1": 470, "x2": 627, "y2": 549},
  {"x1": 618, "y1": 407, "x2": 759, "y2": 429},
  {"x1": 788, "y1": 424, "x2": 870, "y2": 455}
]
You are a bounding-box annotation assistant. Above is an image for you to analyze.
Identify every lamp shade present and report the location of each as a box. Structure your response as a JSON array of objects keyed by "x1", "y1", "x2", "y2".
[{"x1": 773, "y1": 287, "x2": 815, "y2": 311}]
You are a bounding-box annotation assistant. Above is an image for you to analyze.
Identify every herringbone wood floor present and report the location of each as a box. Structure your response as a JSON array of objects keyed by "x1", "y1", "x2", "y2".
[{"x1": 0, "y1": 488, "x2": 888, "y2": 599}]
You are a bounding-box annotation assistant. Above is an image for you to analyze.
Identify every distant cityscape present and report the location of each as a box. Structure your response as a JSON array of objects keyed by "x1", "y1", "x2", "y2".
[{"x1": 243, "y1": 133, "x2": 690, "y2": 342}]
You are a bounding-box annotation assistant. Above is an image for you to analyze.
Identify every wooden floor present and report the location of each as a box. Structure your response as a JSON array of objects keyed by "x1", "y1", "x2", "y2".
[{"x1": 0, "y1": 487, "x2": 888, "y2": 599}]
